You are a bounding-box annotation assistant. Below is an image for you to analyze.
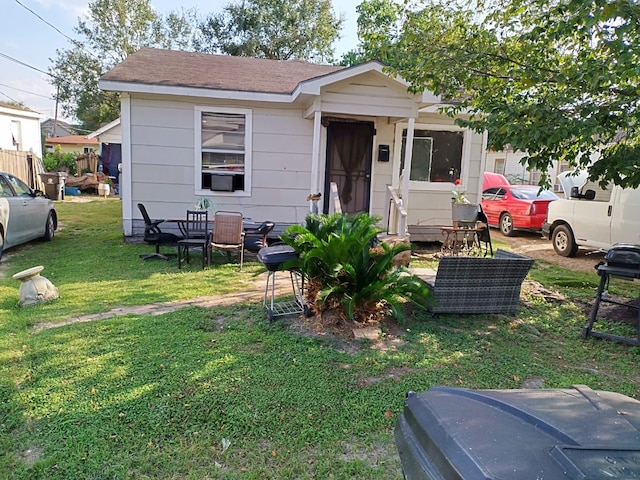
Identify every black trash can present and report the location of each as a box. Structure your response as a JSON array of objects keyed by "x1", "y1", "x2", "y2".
[{"x1": 395, "y1": 385, "x2": 640, "y2": 479}]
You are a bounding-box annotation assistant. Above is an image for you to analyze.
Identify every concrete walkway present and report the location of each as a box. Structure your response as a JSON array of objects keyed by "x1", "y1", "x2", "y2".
[{"x1": 33, "y1": 267, "x2": 437, "y2": 333}]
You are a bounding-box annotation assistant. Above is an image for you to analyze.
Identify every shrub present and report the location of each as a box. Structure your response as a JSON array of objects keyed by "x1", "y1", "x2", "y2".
[
  {"x1": 281, "y1": 213, "x2": 431, "y2": 324},
  {"x1": 43, "y1": 145, "x2": 78, "y2": 175}
]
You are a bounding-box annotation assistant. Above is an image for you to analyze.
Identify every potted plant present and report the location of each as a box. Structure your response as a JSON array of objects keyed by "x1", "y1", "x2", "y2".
[
  {"x1": 451, "y1": 179, "x2": 478, "y2": 226},
  {"x1": 98, "y1": 177, "x2": 112, "y2": 197},
  {"x1": 195, "y1": 196, "x2": 213, "y2": 211}
]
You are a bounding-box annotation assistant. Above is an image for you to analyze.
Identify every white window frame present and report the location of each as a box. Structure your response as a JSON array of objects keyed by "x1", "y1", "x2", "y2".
[
  {"x1": 393, "y1": 122, "x2": 472, "y2": 192},
  {"x1": 194, "y1": 106, "x2": 252, "y2": 197},
  {"x1": 10, "y1": 120, "x2": 21, "y2": 150}
]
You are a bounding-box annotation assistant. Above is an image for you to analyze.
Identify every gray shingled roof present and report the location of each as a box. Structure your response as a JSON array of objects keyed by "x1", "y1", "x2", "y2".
[{"x1": 100, "y1": 48, "x2": 345, "y2": 94}]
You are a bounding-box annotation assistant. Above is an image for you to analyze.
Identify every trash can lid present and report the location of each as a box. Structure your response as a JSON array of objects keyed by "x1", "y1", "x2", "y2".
[{"x1": 395, "y1": 385, "x2": 640, "y2": 480}]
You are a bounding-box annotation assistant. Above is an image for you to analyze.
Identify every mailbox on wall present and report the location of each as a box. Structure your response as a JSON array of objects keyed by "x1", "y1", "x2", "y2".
[{"x1": 378, "y1": 144, "x2": 390, "y2": 162}]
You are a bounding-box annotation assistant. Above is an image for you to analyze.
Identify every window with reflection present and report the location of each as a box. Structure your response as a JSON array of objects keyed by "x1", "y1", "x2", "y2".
[
  {"x1": 400, "y1": 129, "x2": 464, "y2": 183},
  {"x1": 196, "y1": 108, "x2": 251, "y2": 193}
]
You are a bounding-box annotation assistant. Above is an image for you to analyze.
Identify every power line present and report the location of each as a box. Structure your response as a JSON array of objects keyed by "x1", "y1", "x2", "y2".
[
  {"x1": 0, "y1": 51, "x2": 58, "y2": 80},
  {"x1": 0, "y1": 81, "x2": 52, "y2": 99},
  {"x1": 0, "y1": 89, "x2": 22, "y2": 104},
  {"x1": 13, "y1": 0, "x2": 115, "y2": 64},
  {"x1": 14, "y1": 0, "x2": 77, "y2": 46}
]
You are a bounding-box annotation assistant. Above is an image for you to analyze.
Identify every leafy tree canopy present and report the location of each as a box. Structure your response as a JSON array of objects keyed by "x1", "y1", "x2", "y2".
[
  {"x1": 339, "y1": 0, "x2": 403, "y2": 66},
  {"x1": 360, "y1": 0, "x2": 640, "y2": 188},
  {"x1": 49, "y1": 0, "x2": 196, "y2": 132},
  {"x1": 193, "y1": 0, "x2": 343, "y2": 62}
]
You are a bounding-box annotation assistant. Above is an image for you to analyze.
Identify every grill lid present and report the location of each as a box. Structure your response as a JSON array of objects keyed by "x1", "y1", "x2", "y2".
[{"x1": 605, "y1": 243, "x2": 640, "y2": 269}]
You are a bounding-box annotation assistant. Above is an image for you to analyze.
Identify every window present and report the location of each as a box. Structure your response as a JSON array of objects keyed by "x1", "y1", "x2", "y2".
[
  {"x1": 494, "y1": 158, "x2": 505, "y2": 175},
  {"x1": 6, "y1": 174, "x2": 31, "y2": 197},
  {"x1": 83, "y1": 147, "x2": 94, "y2": 154},
  {"x1": 195, "y1": 107, "x2": 252, "y2": 194},
  {"x1": 529, "y1": 170, "x2": 542, "y2": 185},
  {"x1": 0, "y1": 175, "x2": 11, "y2": 197},
  {"x1": 482, "y1": 187, "x2": 507, "y2": 201},
  {"x1": 10, "y1": 121, "x2": 21, "y2": 150},
  {"x1": 400, "y1": 129, "x2": 464, "y2": 182}
]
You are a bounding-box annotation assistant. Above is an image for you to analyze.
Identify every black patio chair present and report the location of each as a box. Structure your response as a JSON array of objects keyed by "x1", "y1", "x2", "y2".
[
  {"x1": 476, "y1": 206, "x2": 493, "y2": 256},
  {"x1": 243, "y1": 221, "x2": 275, "y2": 254},
  {"x1": 137, "y1": 203, "x2": 180, "y2": 260},
  {"x1": 177, "y1": 210, "x2": 210, "y2": 269}
]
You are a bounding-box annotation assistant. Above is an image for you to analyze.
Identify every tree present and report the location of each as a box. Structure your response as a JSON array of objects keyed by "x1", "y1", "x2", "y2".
[
  {"x1": 339, "y1": 0, "x2": 403, "y2": 66},
  {"x1": 371, "y1": 0, "x2": 640, "y2": 188},
  {"x1": 49, "y1": 0, "x2": 196, "y2": 132},
  {"x1": 193, "y1": 0, "x2": 343, "y2": 62}
]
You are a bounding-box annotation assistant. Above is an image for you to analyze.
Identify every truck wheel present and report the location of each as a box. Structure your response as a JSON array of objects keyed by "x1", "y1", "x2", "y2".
[
  {"x1": 552, "y1": 225, "x2": 578, "y2": 257},
  {"x1": 499, "y1": 213, "x2": 514, "y2": 236}
]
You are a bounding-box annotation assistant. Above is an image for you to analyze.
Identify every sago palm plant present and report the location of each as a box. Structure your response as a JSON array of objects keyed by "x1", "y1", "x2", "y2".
[{"x1": 281, "y1": 213, "x2": 431, "y2": 324}]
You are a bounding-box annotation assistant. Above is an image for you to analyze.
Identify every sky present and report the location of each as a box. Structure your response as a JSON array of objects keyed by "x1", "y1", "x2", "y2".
[{"x1": 1, "y1": 0, "x2": 361, "y2": 126}]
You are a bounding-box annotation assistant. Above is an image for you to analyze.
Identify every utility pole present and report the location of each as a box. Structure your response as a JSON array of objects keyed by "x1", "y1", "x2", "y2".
[{"x1": 53, "y1": 83, "x2": 60, "y2": 137}]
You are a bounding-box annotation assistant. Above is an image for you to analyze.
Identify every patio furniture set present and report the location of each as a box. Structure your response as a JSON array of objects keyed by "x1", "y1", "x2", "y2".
[
  {"x1": 137, "y1": 202, "x2": 536, "y2": 317},
  {"x1": 137, "y1": 203, "x2": 274, "y2": 270}
]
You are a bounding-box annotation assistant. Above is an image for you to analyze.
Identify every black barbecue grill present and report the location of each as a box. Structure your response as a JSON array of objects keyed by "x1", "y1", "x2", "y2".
[
  {"x1": 582, "y1": 243, "x2": 640, "y2": 345},
  {"x1": 257, "y1": 245, "x2": 309, "y2": 321}
]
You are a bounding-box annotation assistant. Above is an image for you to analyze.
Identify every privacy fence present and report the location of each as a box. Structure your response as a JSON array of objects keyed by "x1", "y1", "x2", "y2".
[{"x1": 0, "y1": 149, "x2": 45, "y2": 191}]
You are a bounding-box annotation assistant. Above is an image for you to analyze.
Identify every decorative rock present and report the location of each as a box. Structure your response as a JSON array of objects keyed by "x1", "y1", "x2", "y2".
[
  {"x1": 12, "y1": 266, "x2": 59, "y2": 307},
  {"x1": 353, "y1": 327, "x2": 382, "y2": 341}
]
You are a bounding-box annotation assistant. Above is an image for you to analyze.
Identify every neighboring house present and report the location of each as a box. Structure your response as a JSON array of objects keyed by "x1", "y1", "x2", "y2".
[
  {"x1": 88, "y1": 118, "x2": 122, "y2": 180},
  {"x1": 99, "y1": 48, "x2": 488, "y2": 241},
  {"x1": 0, "y1": 102, "x2": 43, "y2": 158},
  {"x1": 40, "y1": 118, "x2": 77, "y2": 138},
  {"x1": 44, "y1": 135, "x2": 99, "y2": 155},
  {"x1": 485, "y1": 148, "x2": 568, "y2": 193},
  {"x1": 0, "y1": 102, "x2": 45, "y2": 190}
]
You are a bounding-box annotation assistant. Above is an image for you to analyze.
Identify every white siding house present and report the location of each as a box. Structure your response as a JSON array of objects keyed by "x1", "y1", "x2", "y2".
[
  {"x1": 485, "y1": 148, "x2": 567, "y2": 193},
  {"x1": 100, "y1": 48, "x2": 487, "y2": 241},
  {"x1": 0, "y1": 103, "x2": 43, "y2": 159}
]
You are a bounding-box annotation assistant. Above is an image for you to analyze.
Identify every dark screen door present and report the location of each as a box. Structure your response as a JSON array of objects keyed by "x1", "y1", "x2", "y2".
[{"x1": 324, "y1": 121, "x2": 374, "y2": 214}]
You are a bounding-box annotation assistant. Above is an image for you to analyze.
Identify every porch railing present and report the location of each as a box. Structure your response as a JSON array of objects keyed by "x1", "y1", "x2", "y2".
[
  {"x1": 328, "y1": 182, "x2": 342, "y2": 214},
  {"x1": 382, "y1": 184, "x2": 408, "y2": 239}
]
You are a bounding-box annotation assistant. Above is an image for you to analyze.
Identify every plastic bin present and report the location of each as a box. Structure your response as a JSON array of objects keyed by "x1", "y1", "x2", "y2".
[
  {"x1": 39, "y1": 172, "x2": 67, "y2": 200},
  {"x1": 64, "y1": 186, "x2": 79, "y2": 196},
  {"x1": 395, "y1": 385, "x2": 640, "y2": 479}
]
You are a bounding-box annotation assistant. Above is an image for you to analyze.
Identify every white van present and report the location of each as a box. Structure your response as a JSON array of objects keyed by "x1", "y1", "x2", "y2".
[{"x1": 541, "y1": 171, "x2": 640, "y2": 256}]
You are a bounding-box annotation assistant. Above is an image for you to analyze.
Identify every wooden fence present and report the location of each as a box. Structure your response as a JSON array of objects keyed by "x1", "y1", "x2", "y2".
[{"x1": 0, "y1": 149, "x2": 45, "y2": 191}]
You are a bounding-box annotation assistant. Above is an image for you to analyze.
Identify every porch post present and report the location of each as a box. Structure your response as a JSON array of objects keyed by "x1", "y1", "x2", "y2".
[
  {"x1": 401, "y1": 117, "x2": 416, "y2": 212},
  {"x1": 309, "y1": 111, "x2": 322, "y2": 212},
  {"x1": 121, "y1": 93, "x2": 132, "y2": 237}
]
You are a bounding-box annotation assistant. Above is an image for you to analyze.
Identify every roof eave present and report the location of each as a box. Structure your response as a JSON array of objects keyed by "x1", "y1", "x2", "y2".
[
  {"x1": 88, "y1": 117, "x2": 121, "y2": 139},
  {"x1": 0, "y1": 105, "x2": 43, "y2": 119},
  {"x1": 293, "y1": 61, "x2": 387, "y2": 98},
  {"x1": 99, "y1": 80, "x2": 295, "y2": 103}
]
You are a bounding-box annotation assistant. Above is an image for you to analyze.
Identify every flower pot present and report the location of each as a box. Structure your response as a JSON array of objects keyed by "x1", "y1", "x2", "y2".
[
  {"x1": 98, "y1": 183, "x2": 110, "y2": 197},
  {"x1": 452, "y1": 203, "x2": 479, "y2": 226}
]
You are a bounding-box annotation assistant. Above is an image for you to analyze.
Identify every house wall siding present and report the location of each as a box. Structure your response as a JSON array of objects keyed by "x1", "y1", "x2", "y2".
[
  {"x1": 98, "y1": 123, "x2": 121, "y2": 145},
  {"x1": 319, "y1": 72, "x2": 418, "y2": 118},
  {"x1": 128, "y1": 95, "x2": 316, "y2": 228},
  {"x1": 0, "y1": 107, "x2": 43, "y2": 158},
  {"x1": 124, "y1": 74, "x2": 483, "y2": 242}
]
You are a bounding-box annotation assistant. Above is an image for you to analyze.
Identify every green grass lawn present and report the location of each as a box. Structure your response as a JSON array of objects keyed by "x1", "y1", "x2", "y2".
[{"x1": 1, "y1": 198, "x2": 639, "y2": 479}]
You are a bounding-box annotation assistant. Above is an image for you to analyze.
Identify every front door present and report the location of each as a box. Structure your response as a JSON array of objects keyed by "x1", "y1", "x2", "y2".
[{"x1": 324, "y1": 120, "x2": 374, "y2": 214}]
